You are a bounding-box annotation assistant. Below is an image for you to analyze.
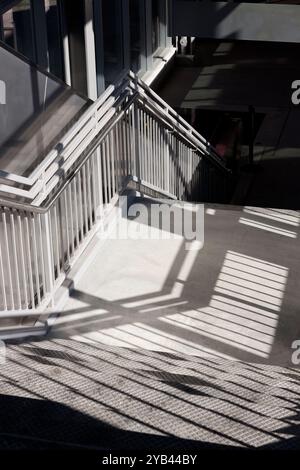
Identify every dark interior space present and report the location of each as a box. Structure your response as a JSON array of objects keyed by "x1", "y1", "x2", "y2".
[{"x1": 157, "y1": 38, "x2": 300, "y2": 209}]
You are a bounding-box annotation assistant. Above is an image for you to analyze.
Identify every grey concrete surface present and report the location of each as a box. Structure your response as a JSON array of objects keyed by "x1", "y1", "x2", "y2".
[
  {"x1": 1, "y1": 198, "x2": 300, "y2": 450},
  {"x1": 54, "y1": 198, "x2": 300, "y2": 367},
  {"x1": 1, "y1": 336, "x2": 300, "y2": 449}
]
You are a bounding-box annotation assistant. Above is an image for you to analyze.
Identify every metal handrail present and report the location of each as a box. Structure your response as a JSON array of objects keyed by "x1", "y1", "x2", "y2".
[
  {"x1": 0, "y1": 71, "x2": 233, "y2": 323},
  {"x1": 0, "y1": 71, "x2": 230, "y2": 210},
  {"x1": 0, "y1": 92, "x2": 138, "y2": 214},
  {"x1": 128, "y1": 72, "x2": 230, "y2": 171},
  {"x1": 0, "y1": 72, "x2": 128, "y2": 192}
]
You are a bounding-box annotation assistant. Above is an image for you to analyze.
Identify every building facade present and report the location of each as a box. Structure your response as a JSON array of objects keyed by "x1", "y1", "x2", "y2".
[{"x1": 0, "y1": 0, "x2": 174, "y2": 100}]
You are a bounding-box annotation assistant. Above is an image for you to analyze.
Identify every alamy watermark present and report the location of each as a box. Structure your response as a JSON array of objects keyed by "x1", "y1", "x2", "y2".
[
  {"x1": 0, "y1": 80, "x2": 6, "y2": 105},
  {"x1": 291, "y1": 340, "x2": 300, "y2": 365},
  {"x1": 291, "y1": 80, "x2": 300, "y2": 105},
  {"x1": 101, "y1": 197, "x2": 204, "y2": 250},
  {"x1": 0, "y1": 340, "x2": 6, "y2": 365}
]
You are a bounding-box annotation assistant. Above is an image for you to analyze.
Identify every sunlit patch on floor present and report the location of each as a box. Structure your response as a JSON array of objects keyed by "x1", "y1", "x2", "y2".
[
  {"x1": 161, "y1": 251, "x2": 288, "y2": 358},
  {"x1": 239, "y1": 207, "x2": 300, "y2": 238}
]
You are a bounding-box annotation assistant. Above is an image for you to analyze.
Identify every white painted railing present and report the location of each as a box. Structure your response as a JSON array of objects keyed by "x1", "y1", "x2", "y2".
[{"x1": 0, "y1": 72, "x2": 231, "y2": 335}]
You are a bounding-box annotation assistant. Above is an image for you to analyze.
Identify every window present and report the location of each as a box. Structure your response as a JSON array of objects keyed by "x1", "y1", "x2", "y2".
[
  {"x1": 2, "y1": 1, "x2": 35, "y2": 62},
  {"x1": 44, "y1": 0, "x2": 64, "y2": 80},
  {"x1": 102, "y1": 0, "x2": 124, "y2": 86},
  {"x1": 1, "y1": 1, "x2": 65, "y2": 81},
  {"x1": 129, "y1": 0, "x2": 142, "y2": 73},
  {"x1": 152, "y1": 0, "x2": 160, "y2": 53},
  {"x1": 63, "y1": 0, "x2": 87, "y2": 95}
]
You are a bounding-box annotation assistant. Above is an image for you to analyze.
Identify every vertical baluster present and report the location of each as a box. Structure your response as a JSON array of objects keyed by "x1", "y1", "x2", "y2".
[
  {"x1": 38, "y1": 213, "x2": 47, "y2": 293},
  {"x1": 17, "y1": 213, "x2": 28, "y2": 309},
  {"x1": 102, "y1": 140, "x2": 109, "y2": 205},
  {"x1": 96, "y1": 145, "x2": 104, "y2": 219},
  {"x1": 115, "y1": 122, "x2": 121, "y2": 189},
  {"x1": 178, "y1": 139, "x2": 181, "y2": 199},
  {"x1": 78, "y1": 171, "x2": 84, "y2": 243},
  {"x1": 86, "y1": 160, "x2": 93, "y2": 229},
  {"x1": 68, "y1": 184, "x2": 75, "y2": 256},
  {"x1": 155, "y1": 119, "x2": 159, "y2": 189},
  {"x1": 159, "y1": 122, "x2": 162, "y2": 189},
  {"x1": 131, "y1": 105, "x2": 136, "y2": 176},
  {"x1": 170, "y1": 134, "x2": 174, "y2": 195},
  {"x1": 110, "y1": 131, "x2": 116, "y2": 197},
  {"x1": 139, "y1": 108, "x2": 143, "y2": 180},
  {"x1": 181, "y1": 142, "x2": 184, "y2": 197},
  {"x1": 31, "y1": 215, "x2": 41, "y2": 306},
  {"x1": 129, "y1": 106, "x2": 134, "y2": 175},
  {"x1": 143, "y1": 108, "x2": 147, "y2": 181},
  {"x1": 24, "y1": 215, "x2": 35, "y2": 309},
  {"x1": 124, "y1": 113, "x2": 129, "y2": 177},
  {"x1": 146, "y1": 113, "x2": 150, "y2": 183},
  {"x1": 106, "y1": 137, "x2": 112, "y2": 202},
  {"x1": 160, "y1": 123, "x2": 163, "y2": 190},
  {"x1": 64, "y1": 191, "x2": 71, "y2": 263},
  {"x1": 177, "y1": 139, "x2": 180, "y2": 198},
  {"x1": 139, "y1": 108, "x2": 144, "y2": 180},
  {"x1": 0, "y1": 214, "x2": 7, "y2": 311},
  {"x1": 2, "y1": 211, "x2": 14, "y2": 309},
  {"x1": 133, "y1": 103, "x2": 140, "y2": 180},
  {"x1": 10, "y1": 212, "x2": 22, "y2": 310},
  {"x1": 151, "y1": 116, "x2": 155, "y2": 186},
  {"x1": 72, "y1": 179, "x2": 79, "y2": 250},
  {"x1": 43, "y1": 211, "x2": 55, "y2": 305},
  {"x1": 183, "y1": 144, "x2": 187, "y2": 199},
  {"x1": 164, "y1": 129, "x2": 169, "y2": 193},
  {"x1": 82, "y1": 166, "x2": 89, "y2": 234},
  {"x1": 91, "y1": 154, "x2": 98, "y2": 224}
]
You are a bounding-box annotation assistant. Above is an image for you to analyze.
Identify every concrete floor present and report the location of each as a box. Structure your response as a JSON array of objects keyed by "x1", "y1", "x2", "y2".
[
  {"x1": 2, "y1": 197, "x2": 300, "y2": 450},
  {"x1": 1, "y1": 337, "x2": 300, "y2": 450},
  {"x1": 55, "y1": 198, "x2": 300, "y2": 367}
]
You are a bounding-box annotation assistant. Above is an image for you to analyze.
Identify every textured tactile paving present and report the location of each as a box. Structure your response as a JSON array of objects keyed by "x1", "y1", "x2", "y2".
[{"x1": 0, "y1": 337, "x2": 300, "y2": 450}]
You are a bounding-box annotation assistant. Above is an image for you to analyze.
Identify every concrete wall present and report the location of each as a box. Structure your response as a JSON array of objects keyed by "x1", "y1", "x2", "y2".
[{"x1": 171, "y1": 1, "x2": 300, "y2": 43}]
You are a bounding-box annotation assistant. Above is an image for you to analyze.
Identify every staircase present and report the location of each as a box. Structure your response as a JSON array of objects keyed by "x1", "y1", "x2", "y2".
[
  {"x1": 1, "y1": 45, "x2": 300, "y2": 452},
  {"x1": 0, "y1": 55, "x2": 233, "y2": 338}
]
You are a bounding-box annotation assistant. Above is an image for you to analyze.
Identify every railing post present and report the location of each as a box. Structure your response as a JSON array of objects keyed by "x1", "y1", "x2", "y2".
[
  {"x1": 43, "y1": 211, "x2": 55, "y2": 307},
  {"x1": 93, "y1": 108, "x2": 103, "y2": 224},
  {"x1": 164, "y1": 128, "x2": 170, "y2": 193},
  {"x1": 133, "y1": 94, "x2": 141, "y2": 184}
]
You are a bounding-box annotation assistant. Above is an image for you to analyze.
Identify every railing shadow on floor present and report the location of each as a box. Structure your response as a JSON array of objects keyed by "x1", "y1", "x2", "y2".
[
  {"x1": 36, "y1": 198, "x2": 300, "y2": 368},
  {"x1": 1, "y1": 333, "x2": 300, "y2": 449}
]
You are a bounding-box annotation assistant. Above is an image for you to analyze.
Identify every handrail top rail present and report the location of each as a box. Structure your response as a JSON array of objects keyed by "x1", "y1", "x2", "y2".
[
  {"x1": 0, "y1": 75, "x2": 129, "y2": 187},
  {"x1": 128, "y1": 71, "x2": 227, "y2": 166},
  {"x1": 0, "y1": 71, "x2": 230, "y2": 210}
]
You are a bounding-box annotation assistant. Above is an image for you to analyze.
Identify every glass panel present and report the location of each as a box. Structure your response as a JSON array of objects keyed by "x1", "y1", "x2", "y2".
[
  {"x1": 0, "y1": 43, "x2": 89, "y2": 176},
  {"x1": 129, "y1": 0, "x2": 141, "y2": 72},
  {"x1": 102, "y1": 0, "x2": 124, "y2": 86},
  {"x1": 2, "y1": 1, "x2": 35, "y2": 62},
  {"x1": 44, "y1": 0, "x2": 64, "y2": 80},
  {"x1": 63, "y1": 0, "x2": 87, "y2": 95},
  {"x1": 152, "y1": 0, "x2": 160, "y2": 53}
]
